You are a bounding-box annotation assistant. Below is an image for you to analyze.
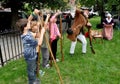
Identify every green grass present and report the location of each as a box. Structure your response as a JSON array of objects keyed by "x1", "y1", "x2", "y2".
[{"x1": 0, "y1": 17, "x2": 120, "y2": 84}]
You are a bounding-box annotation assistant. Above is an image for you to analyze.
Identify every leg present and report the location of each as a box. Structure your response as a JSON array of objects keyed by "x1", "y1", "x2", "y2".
[
  {"x1": 26, "y1": 59, "x2": 37, "y2": 84},
  {"x1": 51, "y1": 39, "x2": 57, "y2": 60},
  {"x1": 41, "y1": 47, "x2": 49, "y2": 68},
  {"x1": 77, "y1": 33, "x2": 87, "y2": 53},
  {"x1": 68, "y1": 21, "x2": 71, "y2": 28},
  {"x1": 69, "y1": 40, "x2": 77, "y2": 55}
]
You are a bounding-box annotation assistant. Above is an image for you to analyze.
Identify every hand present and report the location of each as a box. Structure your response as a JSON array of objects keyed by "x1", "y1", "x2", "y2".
[
  {"x1": 59, "y1": 35, "x2": 63, "y2": 39},
  {"x1": 47, "y1": 14, "x2": 50, "y2": 18},
  {"x1": 34, "y1": 9, "x2": 40, "y2": 15},
  {"x1": 57, "y1": 10, "x2": 62, "y2": 14},
  {"x1": 60, "y1": 36, "x2": 63, "y2": 40}
]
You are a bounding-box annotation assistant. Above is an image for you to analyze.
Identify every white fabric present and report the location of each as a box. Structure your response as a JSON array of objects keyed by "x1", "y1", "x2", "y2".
[
  {"x1": 106, "y1": 13, "x2": 112, "y2": 23},
  {"x1": 107, "y1": 13, "x2": 111, "y2": 17},
  {"x1": 106, "y1": 18, "x2": 112, "y2": 23},
  {"x1": 69, "y1": 40, "x2": 77, "y2": 54},
  {"x1": 70, "y1": 32, "x2": 87, "y2": 54}
]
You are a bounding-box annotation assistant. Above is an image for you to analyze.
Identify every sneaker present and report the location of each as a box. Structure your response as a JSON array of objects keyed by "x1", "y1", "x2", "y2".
[
  {"x1": 33, "y1": 79, "x2": 41, "y2": 84},
  {"x1": 56, "y1": 59, "x2": 60, "y2": 62},
  {"x1": 45, "y1": 64, "x2": 50, "y2": 69},
  {"x1": 39, "y1": 70, "x2": 45, "y2": 77}
]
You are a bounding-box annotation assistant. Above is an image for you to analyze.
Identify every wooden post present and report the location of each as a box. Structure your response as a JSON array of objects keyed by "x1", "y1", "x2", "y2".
[
  {"x1": 44, "y1": 33, "x2": 64, "y2": 84},
  {"x1": 59, "y1": 14, "x2": 64, "y2": 61}
]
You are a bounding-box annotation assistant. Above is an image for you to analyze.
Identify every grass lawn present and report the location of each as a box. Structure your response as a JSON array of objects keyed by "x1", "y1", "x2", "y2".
[{"x1": 0, "y1": 16, "x2": 120, "y2": 84}]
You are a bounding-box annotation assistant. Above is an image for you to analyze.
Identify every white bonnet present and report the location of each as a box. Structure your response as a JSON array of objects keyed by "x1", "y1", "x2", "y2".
[{"x1": 107, "y1": 13, "x2": 112, "y2": 17}]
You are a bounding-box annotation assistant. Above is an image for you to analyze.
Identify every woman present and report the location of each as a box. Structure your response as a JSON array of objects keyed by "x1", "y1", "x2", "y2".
[{"x1": 103, "y1": 13, "x2": 114, "y2": 40}]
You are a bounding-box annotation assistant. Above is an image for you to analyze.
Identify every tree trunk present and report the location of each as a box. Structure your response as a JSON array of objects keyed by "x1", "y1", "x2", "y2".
[
  {"x1": 11, "y1": 7, "x2": 19, "y2": 30},
  {"x1": 96, "y1": 0, "x2": 104, "y2": 28}
]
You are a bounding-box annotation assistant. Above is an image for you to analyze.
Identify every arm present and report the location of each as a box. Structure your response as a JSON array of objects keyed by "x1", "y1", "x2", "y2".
[
  {"x1": 38, "y1": 28, "x2": 45, "y2": 46},
  {"x1": 28, "y1": 9, "x2": 40, "y2": 22},
  {"x1": 38, "y1": 14, "x2": 50, "y2": 46},
  {"x1": 111, "y1": 19, "x2": 114, "y2": 26},
  {"x1": 28, "y1": 15, "x2": 33, "y2": 22},
  {"x1": 44, "y1": 14, "x2": 50, "y2": 28},
  {"x1": 56, "y1": 26, "x2": 61, "y2": 38},
  {"x1": 103, "y1": 19, "x2": 107, "y2": 26},
  {"x1": 50, "y1": 11, "x2": 61, "y2": 22}
]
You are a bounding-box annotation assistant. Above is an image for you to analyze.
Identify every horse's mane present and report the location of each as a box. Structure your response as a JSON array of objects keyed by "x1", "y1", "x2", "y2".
[
  {"x1": 72, "y1": 9, "x2": 87, "y2": 28},
  {"x1": 67, "y1": 9, "x2": 88, "y2": 41}
]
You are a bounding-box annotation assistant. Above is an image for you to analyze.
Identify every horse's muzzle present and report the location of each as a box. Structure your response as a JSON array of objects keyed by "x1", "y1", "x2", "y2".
[{"x1": 66, "y1": 28, "x2": 73, "y2": 35}]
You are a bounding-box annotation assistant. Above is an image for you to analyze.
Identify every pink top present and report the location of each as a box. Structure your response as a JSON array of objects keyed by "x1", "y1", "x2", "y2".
[{"x1": 50, "y1": 14, "x2": 60, "y2": 42}]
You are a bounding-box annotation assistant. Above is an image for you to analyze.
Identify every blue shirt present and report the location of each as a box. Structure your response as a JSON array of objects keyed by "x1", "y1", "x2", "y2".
[{"x1": 21, "y1": 31, "x2": 38, "y2": 60}]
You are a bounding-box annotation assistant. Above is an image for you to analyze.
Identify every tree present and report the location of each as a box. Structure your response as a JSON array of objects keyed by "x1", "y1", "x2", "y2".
[
  {"x1": 1, "y1": 0, "x2": 67, "y2": 29},
  {"x1": 1, "y1": 0, "x2": 24, "y2": 29},
  {"x1": 78, "y1": 0, "x2": 120, "y2": 27}
]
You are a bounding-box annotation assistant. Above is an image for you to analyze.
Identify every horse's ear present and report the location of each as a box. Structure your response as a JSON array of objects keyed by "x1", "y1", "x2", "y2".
[
  {"x1": 75, "y1": 9, "x2": 80, "y2": 14},
  {"x1": 75, "y1": 9, "x2": 80, "y2": 17}
]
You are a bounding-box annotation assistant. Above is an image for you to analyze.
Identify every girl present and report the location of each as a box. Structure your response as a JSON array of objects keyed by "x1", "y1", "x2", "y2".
[{"x1": 49, "y1": 11, "x2": 62, "y2": 62}]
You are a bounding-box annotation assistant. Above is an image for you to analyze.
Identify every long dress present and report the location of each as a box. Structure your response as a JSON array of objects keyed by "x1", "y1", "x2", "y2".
[{"x1": 103, "y1": 18, "x2": 114, "y2": 40}]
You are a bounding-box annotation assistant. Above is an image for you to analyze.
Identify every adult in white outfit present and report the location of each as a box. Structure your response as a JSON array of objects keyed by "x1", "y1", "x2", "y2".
[{"x1": 69, "y1": 8, "x2": 91, "y2": 55}]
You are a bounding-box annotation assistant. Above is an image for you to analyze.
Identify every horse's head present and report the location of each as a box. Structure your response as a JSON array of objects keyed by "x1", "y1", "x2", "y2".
[{"x1": 67, "y1": 9, "x2": 88, "y2": 41}]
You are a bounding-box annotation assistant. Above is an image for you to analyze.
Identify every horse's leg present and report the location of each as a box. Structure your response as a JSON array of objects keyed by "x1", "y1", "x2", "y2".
[
  {"x1": 88, "y1": 27, "x2": 95, "y2": 54},
  {"x1": 93, "y1": 37, "x2": 96, "y2": 43}
]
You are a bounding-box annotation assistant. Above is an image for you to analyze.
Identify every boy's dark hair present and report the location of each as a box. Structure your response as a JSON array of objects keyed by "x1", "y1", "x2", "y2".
[{"x1": 16, "y1": 19, "x2": 28, "y2": 33}]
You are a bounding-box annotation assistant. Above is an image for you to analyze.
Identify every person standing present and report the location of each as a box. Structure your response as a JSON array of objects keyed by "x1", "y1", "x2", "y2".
[
  {"x1": 69, "y1": 8, "x2": 91, "y2": 56},
  {"x1": 28, "y1": 9, "x2": 50, "y2": 68},
  {"x1": 40, "y1": 23, "x2": 50, "y2": 68},
  {"x1": 103, "y1": 13, "x2": 114, "y2": 40},
  {"x1": 49, "y1": 11, "x2": 62, "y2": 62},
  {"x1": 16, "y1": 18, "x2": 46, "y2": 84}
]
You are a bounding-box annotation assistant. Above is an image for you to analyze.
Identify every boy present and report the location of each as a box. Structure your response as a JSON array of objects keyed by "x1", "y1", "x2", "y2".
[{"x1": 16, "y1": 14, "x2": 49, "y2": 84}]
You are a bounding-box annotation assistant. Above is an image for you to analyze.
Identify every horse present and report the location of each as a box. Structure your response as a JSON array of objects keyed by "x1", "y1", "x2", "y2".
[{"x1": 67, "y1": 9, "x2": 95, "y2": 54}]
